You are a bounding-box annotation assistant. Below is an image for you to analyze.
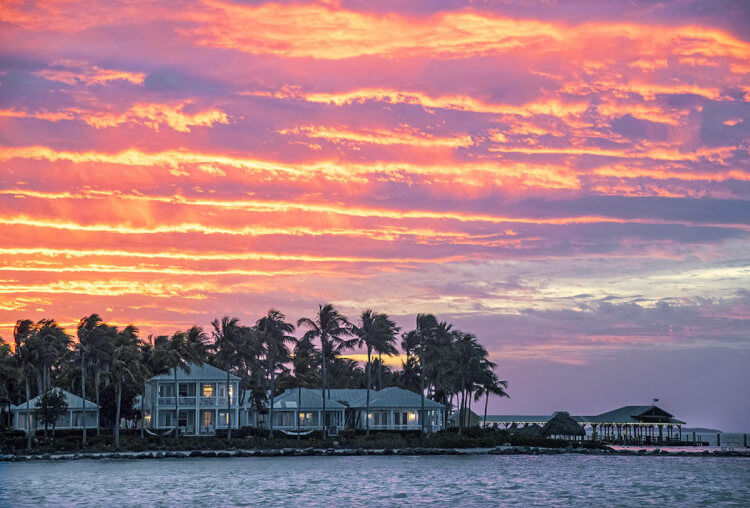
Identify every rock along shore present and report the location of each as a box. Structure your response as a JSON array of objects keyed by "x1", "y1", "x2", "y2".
[{"x1": 2, "y1": 445, "x2": 749, "y2": 462}]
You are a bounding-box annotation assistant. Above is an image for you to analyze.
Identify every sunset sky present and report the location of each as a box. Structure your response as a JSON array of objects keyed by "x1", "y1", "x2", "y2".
[{"x1": 1, "y1": 0, "x2": 749, "y2": 430}]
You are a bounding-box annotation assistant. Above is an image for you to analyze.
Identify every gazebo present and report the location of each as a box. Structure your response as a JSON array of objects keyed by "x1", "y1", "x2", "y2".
[{"x1": 541, "y1": 412, "x2": 586, "y2": 441}]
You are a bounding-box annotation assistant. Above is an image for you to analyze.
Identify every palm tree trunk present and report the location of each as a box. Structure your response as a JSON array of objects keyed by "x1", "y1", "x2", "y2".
[
  {"x1": 377, "y1": 352, "x2": 383, "y2": 390},
  {"x1": 458, "y1": 389, "x2": 464, "y2": 435},
  {"x1": 419, "y1": 349, "x2": 425, "y2": 434},
  {"x1": 268, "y1": 353, "x2": 274, "y2": 439},
  {"x1": 296, "y1": 386, "x2": 301, "y2": 443},
  {"x1": 114, "y1": 379, "x2": 122, "y2": 449},
  {"x1": 484, "y1": 391, "x2": 490, "y2": 428},
  {"x1": 174, "y1": 367, "x2": 179, "y2": 438},
  {"x1": 81, "y1": 353, "x2": 87, "y2": 446},
  {"x1": 321, "y1": 335, "x2": 327, "y2": 439},
  {"x1": 25, "y1": 374, "x2": 32, "y2": 450},
  {"x1": 140, "y1": 381, "x2": 145, "y2": 439},
  {"x1": 366, "y1": 346, "x2": 371, "y2": 436},
  {"x1": 95, "y1": 369, "x2": 101, "y2": 436},
  {"x1": 43, "y1": 393, "x2": 49, "y2": 439},
  {"x1": 226, "y1": 370, "x2": 232, "y2": 440}
]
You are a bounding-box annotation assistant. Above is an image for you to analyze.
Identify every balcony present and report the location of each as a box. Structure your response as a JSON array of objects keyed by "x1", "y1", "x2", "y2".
[{"x1": 199, "y1": 396, "x2": 237, "y2": 407}]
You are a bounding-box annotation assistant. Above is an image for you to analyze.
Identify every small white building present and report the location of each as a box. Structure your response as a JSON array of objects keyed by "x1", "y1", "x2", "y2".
[
  {"x1": 143, "y1": 362, "x2": 240, "y2": 435},
  {"x1": 251, "y1": 388, "x2": 347, "y2": 434},
  {"x1": 11, "y1": 389, "x2": 99, "y2": 433},
  {"x1": 256, "y1": 387, "x2": 446, "y2": 433},
  {"x1": 329, "y1": 387, "x2": 446, "y2": 432}
]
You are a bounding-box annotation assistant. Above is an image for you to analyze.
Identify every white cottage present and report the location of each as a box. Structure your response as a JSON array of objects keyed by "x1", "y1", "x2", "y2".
[
  {"x1": 11, "y1": 389, "x2": 99, "y2": 433},
  {"x1": 143, "y1": 362, "x2": 240, "y2": 435},
  {"x1": 329, "y1": 387, "x2": 446, "y2": 432},
  {"x1": 252, "y1": 388, "x2": 346, "y2": 434},
  {"x1": 258, "y1": 387, "x2": 446, "y2": 433}
]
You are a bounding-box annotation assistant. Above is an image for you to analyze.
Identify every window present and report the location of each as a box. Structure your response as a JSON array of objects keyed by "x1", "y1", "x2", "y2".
[
  {"x1": 219, "y1": 411, "x2": 230, "y2": 425},
  {"x1": 203, "y1": 411, "x2": 213, "y2": 427},
  {"x1": 159, "y1": 384, "x2": 175, "y2": 397},
  {"x1": 202, "y1": 383, "x2": 214, "y2": 397},
  {"x1": 178, "y1": 410, "x2": 189, "y2": 427},
  {"x1": 299, "y1": 412, "x2": 313, "y2": 425},
  {"x1": 179, "y1": 383, "x2": 195, "y2": 397},
  {"x1": 218, "y1": 383, "x2": 234, "y2": 398}
]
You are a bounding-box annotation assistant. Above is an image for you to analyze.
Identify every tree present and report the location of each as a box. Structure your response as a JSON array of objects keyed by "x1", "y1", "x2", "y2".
[
  {"x1": 184, "y1": 326, "x2": 210, "y2": 363},
  {"x1": 297, "y1": 304, "x2": 354, "y2": 439},
  {"x1": 77, "y1": 315, "x2": 115, "y2": 436},
  {"x1": 109, "y1": 326, "x2": 150, "y2": 449},
  {"x1": 353, "y1": 310, "x2": 400, "y2": 435},
  {"x1": 27, "y1": 319, "x2": 72, "y2": 396},
  {"x1": 14, "y1": 319, "x2": 36, "y2": 449},
  {"x1": 475, "y1": 372, "x2": 509, "y2": 430},
  {"x1": 154, "y1": 330, "x2": 201, "y2": 437},
  {"x1": 411, "y1": 314, "x2": 438, "y2": 433},
  {"x1": 0, "y1": 339, "x2": 21, "y2": 434},
  {"x1": 34, "y1": 388, "x2": 68, "y2": 437},
  {"x1": 211, "y1": 316, "x2": 242, "y2": 440},
  {"x1": 256, "y1": 310, "x2": 295, "y2": 438},
  {"x1": 76, "y1": 314, "x2": 101, "y2": 445}
]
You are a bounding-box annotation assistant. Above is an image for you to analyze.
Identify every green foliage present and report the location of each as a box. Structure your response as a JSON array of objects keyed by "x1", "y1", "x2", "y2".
[{"x1": 34, "y1": 388, "x2": 69, "y2": 430}]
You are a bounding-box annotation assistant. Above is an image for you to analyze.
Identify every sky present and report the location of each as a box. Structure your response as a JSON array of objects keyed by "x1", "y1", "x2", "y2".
[{"x1": 1, "y1": 0, "x2": 749, "y2": 430}]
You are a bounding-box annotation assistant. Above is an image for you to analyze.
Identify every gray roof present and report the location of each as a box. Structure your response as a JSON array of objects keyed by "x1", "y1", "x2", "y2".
[
  {"x1": 12, "y1": 389, "x2": 98, "y2": 411},
  {"x1": 327, "y1": 389, "x2": 369, "y2": 406},
  {"x1": 482, "y1": 405, "x2": 685, "y2": 425},
  {"x1": 580, "y1": 405, "x2": 685, "y2": 425},
  {"x1": 150, "y1": 362, "x2": 239, "y2": 382},
  {"x1": 353, "y1": 387, "x2": 444, "y2": 409},
  {"x1": 275, "y1": 387, "x2": 444, "y2": 410},
  {"x1": 270, "y1": 388, "x2": 346, "y2": 411}
]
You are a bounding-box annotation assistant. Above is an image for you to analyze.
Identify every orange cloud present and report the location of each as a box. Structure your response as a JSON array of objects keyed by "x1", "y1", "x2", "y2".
[
  {"x1": 1, "y1": 102, "x2": 228, "y2": 132},
  {"x1": 183, "y1": 2, "x2": 750, "y2": 65},
  {"x1": 34, "y1": 64, "x2": 145, "y2": 86},
  {"x1": 249, "y1": 88, "x2": 589, "y2": 117},
  {"x1": 278, "y1": 124, "x2": 474, "y2": 148}
]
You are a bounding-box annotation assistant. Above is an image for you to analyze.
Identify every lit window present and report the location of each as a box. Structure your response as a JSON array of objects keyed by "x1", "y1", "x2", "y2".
[
  {"x1": 203, "y1": 412, "x2": 213, "y2": 426},
  {"x1": 203, "y1": 384, "x2": 214, "y2": 397},
  {"x1": 409, "y1": 412, "x2": 416, "y2": 421}
]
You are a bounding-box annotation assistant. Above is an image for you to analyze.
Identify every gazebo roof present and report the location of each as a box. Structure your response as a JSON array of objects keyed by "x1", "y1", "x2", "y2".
[{"x1": 541, "y1": 412, "x2": 586, "y2": 437}]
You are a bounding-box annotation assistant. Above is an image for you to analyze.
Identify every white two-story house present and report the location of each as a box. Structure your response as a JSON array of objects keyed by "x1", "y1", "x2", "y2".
[{"x1": 143, "y1": 362, "x2": 240, "y2": 435}]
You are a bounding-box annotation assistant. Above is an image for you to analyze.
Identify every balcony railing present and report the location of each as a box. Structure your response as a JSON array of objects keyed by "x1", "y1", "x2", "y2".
[{"x1": 157, "y1": 396, "x2": 237, "y2": 407}]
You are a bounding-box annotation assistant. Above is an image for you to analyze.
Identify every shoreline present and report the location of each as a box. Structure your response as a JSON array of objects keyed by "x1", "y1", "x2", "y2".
[{"x1": 3, "y1": 445, "x2": 749, "y2": 462}]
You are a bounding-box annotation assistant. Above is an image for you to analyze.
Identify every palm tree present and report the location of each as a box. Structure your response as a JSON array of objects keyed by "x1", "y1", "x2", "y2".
[
  {"x1": 76, "y1": 316, "x2": 116, "y2": 436},
  {"x1": 413, "y1": 314, "x2": 438, "y2": 433},
  {"x1": 27, "y1": 319, "x2": 71, "y2": 396},
  {"x1": 13, "y1": 319, "x2": 35, "y2": 449},
  {"x1": 353, "y1": 310, "x2": 399, "y2": 435},
  {"x1": 184, "y1": 325, "x2": 210, "y2": 363},
  {"x1": 109, "y1": 326, "x2": 150, "y2": 449},
  {"x1": 475, "y1": 372, "x2": 509, "y2": 429},
  {"x1": 297, "y1": 304, "x2": 353, "y2": 439},
  {"x1": 211, "y1": 316, "x2": 241, "y2": 439},
  {"x1": 155, "y1": 331, "x2": 201, "y2": 437},
  {"x1": 0, "y1": 339, "x2": 21, "y2": 437},
  {"x1": 256, "y1": 310, "x2": 295, "y2": 438},
  {"x1": 76, "y1": 314, "x2": 104, "y2": 446}
]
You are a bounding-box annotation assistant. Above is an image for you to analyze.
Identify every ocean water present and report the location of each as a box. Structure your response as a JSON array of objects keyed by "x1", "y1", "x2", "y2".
[{"x1": 2, "y1": 455, "x2": 749, "y2": 506}]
